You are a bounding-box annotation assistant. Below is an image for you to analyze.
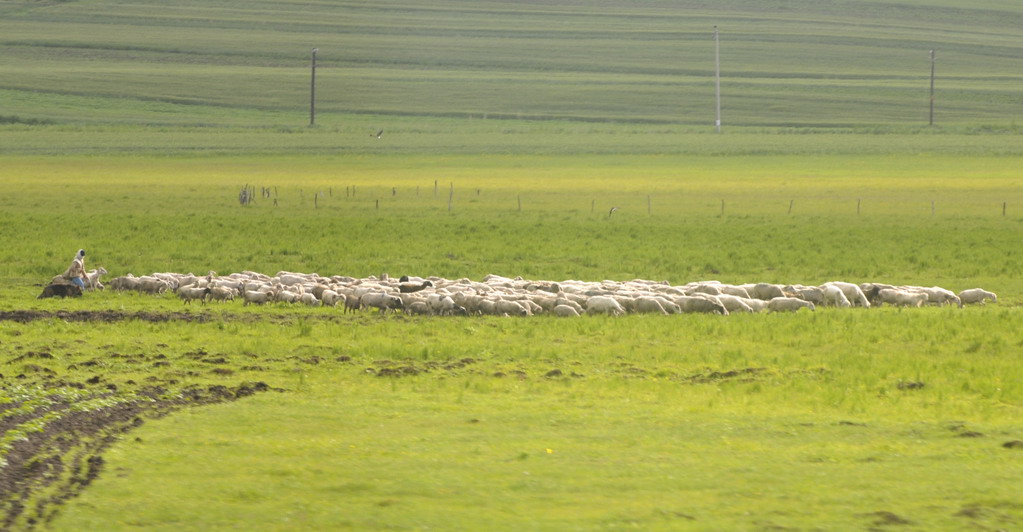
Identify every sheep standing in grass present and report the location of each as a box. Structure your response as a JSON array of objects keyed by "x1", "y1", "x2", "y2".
[
  {"x1": 767, "y1": 297, "x2": 815, "y2": 312},
  {"x1": 917, "y1": 286, "x2": 962, "y2": 308},
  {"x1": 178, "y1": 286, "x2": 211, "y2": 305},
  {"x1": 321, "y1": 290, "x2": 345, "y2": 308},
  {"x1": 85, "y1": 267, "x2": 108, "y2": 290},
  {"x1": 360, "y1": 292, "x2": 404, "y2": 314},
  {"x1": 958, "y1": 288, "x2": 997, "y2": 305},
  {"x1": 821, "y1": 284, "x2": 852, "y2": 308},
  {"x1": 553, "y1": 304, "x2": 580, "y2": 317},
  {"x1": 634, "y1": 297, "x2": 669, "y2": 315},
  {"x1": 674, "y1": 296, "x2": 728, "y2": 315},
  {"x1": 585, "y1": 296, "x2": 625, "y2": 316},
  {"x1": 242, "y1": 288, "x2": 272, "y2": 306},
  {"x1": 209, "y1": 286, "x2": 236, "y2": 303},
  {"x1": 822, "y1": 281, "x2": 870, "y2": 307},
  {"x1": 878, "y1": 289, "x2": 927, "y2": 308}
]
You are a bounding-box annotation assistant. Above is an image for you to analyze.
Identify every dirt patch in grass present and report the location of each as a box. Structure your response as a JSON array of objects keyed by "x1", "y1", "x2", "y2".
[
  {"x1": 0, "y1": 310, "x2": 216, "y2": 324},
  {"x1": 0, "y1": 381, "x2": 277, "y2": 529},
  {"x1": 0, "y1": 335, "x2": 282, "y2": 532}
]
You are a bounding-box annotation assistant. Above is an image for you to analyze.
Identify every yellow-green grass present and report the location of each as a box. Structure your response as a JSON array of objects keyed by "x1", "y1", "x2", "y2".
[{"x1": 8, "y1": 308, "x2": 1017, "y2": 531}]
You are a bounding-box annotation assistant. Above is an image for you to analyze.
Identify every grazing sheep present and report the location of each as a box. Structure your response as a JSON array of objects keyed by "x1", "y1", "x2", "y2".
[
  {"x1": 321, "y1": 290, "x2": 345, "y2": 308},
  {"x1": 958, "y1": 288, "x2": 997, "y2": 305},
  {"x1": 405, "y1": 301, "x2": 431, "y2": 315},
  {"x1": 715, "y1": 294, "x2": 754, "y2": 313},
  {"x1": 741, "y1": 298, "x2": 770, "y2": 313},
  {"x1": 109, "y1": 275, "x2": 140, "y2": 291},
  {"x1": 860, "y1": 283, "x2": 896, "y2": 306},
  {"x1": 242, "y1": 288, "x2": 272, "y2": 306},
  {"x1": 785, "y1": 285, "x2": 824, "y2": 305},
  {"x1": 878, "y1": 288, "x2": 927, "y2": 308},
  {"x1": 178, "y1": 286, "x2": 211, "y2": 305},
  {"x1": 209, "y1": 286, "x2": 236, "y2": 303},
  {"x1": 360, "y1": 292, "x2": 404, "y2": 314},
  {"x1": 916, "y1": 286, "x2": 962, "y2": 308},
  {"x1": 38, "y1": 283, "x2": 83, "y2": 299},
  {"x1": 495, "y1": 299, "x2": 530, "y2": 317},
  {"x1": 584, "y1": 296, "x2": 626, "y2": 316},
  {"x1": 634, "y1": 297, "x2": 669, "y2": 315},
  {"x1": 822, "y1": 281, "x2": 870, "y2": 308},
  {"x1": 553, "y1": 304, "x2": 580, "y2": 317},
  {"x1": 767, "y1": 297, "x2": 815, "y2": 312},
  {"x1": 821, "y1": 284, "x2": 852, "y2": 308},
  {"x1": 674, "y1": 296, "x2": 728, "y2": 315},
  {"x1": 746, "y1": 283, "x2": 786, "y2": 301},
  {"x1": 300, "y1": 292, "x2": 322, "y2": 307},
  {"x1": 343, "y1": 295, "x2": 362, "y2": 313}
]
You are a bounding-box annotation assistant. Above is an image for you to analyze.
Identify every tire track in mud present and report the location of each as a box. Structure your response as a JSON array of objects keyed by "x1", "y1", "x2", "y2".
[{"x1": 0, "y1": 313, "x2": 282, "y2": 530}]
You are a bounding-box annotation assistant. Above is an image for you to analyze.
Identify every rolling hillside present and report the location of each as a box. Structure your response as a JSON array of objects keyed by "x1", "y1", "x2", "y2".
[{"x1": 2, "y1": 0, "x2": 1022, "y2": 129}]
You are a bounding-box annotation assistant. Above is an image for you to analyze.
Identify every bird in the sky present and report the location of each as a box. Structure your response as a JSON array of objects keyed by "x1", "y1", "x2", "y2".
[{"x1": 609, "y1": 206, "x2": 620, "y2": 218}]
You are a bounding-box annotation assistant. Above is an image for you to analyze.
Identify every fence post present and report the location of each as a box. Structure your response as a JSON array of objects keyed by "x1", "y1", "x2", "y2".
[
  {"x1": 720, "y1": 199, "x2": 725, "y2": 217},
  {"x1": 788, "y1": 200, "x2": 793, "y2": 215},
  {"x1": 1003, "y1": 202, "x2": 1007, "y2": 216},
  {"x1": 647, "y1": 195, "x2": 652, "y2": 215},
  {"x1": 857, "y1": 198, "x2": 861, "y2": 215},
  {"x1": 518, "y1": 195, "x2": 521, "y2": 212},
  {"x1": 448, "y1": 183, "x2": 453, "y2": 212},
  {"x1": 931, "y1": 200, "x2": 935, "y2": 216}
]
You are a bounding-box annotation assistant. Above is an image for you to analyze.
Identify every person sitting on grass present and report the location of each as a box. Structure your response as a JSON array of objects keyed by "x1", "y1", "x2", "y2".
[{"x1": 61, "y1": 249, "x2": 87, "y2": 290}]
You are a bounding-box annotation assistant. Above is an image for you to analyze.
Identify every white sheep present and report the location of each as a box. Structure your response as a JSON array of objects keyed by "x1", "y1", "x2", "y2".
[
  {"x1": 360, "y1": 292, "x2": 404, "y2": 313},
  {"x1": 585, "y1": 296, "x2": 626, "y2": 316},
  {"x1": 745, "y1": 283, "x2": 786, "y2": 301},
  {"x1": 242, "y1": 288, "x2": 272, "y2": 306},
  {"x1": 878, "y1": 288, "x2": 927, "y2": 308},
  {"x1": 84, "y1": 267, "x2": 108, "y2": 290},
  {"x1": 820, "y1": 284, "x2": 852, "y2": 308},
  {"x1": 958, "y1": 288, "x2": 997, "y2": 305},
  {"x1": 178, "y1": 286, "x2": 210, "y2": 305},
  {"x1": 634, "y1": 297, "x2": 668, "y2": 315},
  {"x1": 822, "y1": 281, "x2": 870, "y2": 307},
  {"x1": 715, "y1": 294, "x2": 754, "y2": 313},
  {"x1": 209, "y1": 286, "x2": 236, "y2": 303},
  {"x1": 767, "y1": 297, "x2": 815, "y2": 312},
  {"x1": 321, "y1": 290, "x2": 346, "y2": 308},
  {"x1": 495, "y1": 299, "x2": 530, "y2": 317},
  {"x1": 553, "y1": 304, "x2": 580, "y2": 317},
  {"x1": 674, "y1": 296, "x2": 728, "y2": 315}
]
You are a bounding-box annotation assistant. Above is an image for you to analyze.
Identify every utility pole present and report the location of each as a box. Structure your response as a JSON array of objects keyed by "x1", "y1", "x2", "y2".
[
  {"x1": 928, "y1": 49, "x2": 935, "y2": 127},
  {"x1": 310, "y1": 48, "x2": 318, "y2": 126},
  {"x1": 714, "y1": 26, "x2": 721, "y2": 133}
]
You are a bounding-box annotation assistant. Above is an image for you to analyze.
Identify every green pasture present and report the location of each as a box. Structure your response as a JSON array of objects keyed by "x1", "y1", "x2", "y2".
[
  {"x1": 10, "y1": 303, "x2": 1023, "y2": 531},
  {"x1": 0, "y1": 150, "x2": 1018, "y2": 530},
  {"x1": 2, "y1": 0, "x2": 1023, "y2": 129},
  {"x1": 1, "y1": 0, "x2": 1022, "y2": 529}
]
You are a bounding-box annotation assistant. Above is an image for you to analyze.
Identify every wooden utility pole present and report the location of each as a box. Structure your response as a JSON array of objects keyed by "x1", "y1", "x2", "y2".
[
  {"x1": 928, "y1": 49, "x2": 935, "y2": 126},
  {"x1": 714, "y1": 26, "x2": 722, "y2": 133},
  {"x1": 310, "y1": 48, "x2": 318, "y2": 126}
]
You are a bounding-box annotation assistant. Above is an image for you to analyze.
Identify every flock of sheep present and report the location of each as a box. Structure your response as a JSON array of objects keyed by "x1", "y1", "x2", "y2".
[{"x1": 95, "y1": 270, "x2": 999, "y2": 317}]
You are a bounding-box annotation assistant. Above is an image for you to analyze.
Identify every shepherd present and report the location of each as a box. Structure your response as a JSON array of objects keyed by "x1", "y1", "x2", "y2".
[{"x1": 61, "y1": 249, "x2": 87, "y2": 290}]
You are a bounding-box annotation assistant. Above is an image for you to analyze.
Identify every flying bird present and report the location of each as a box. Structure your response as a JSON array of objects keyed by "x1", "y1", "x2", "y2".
[
  {"x1": 608, "y1": 206, "x2": 620, "y2": 218},
  {"x1": 371, "y1": 129, "x2": 383, "y2": 139}
]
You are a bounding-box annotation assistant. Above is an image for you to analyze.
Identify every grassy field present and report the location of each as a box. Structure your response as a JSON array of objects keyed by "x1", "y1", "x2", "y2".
[
  {"x1": 2, "y1": 0, "x2": 1023, "y2": 129},
  {"x1": 2, "y1": 0, "x2": 1023, "y2": 530},
  {"x1": 0, "y1": 150, "x2": 1018, "y2": 530}
]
